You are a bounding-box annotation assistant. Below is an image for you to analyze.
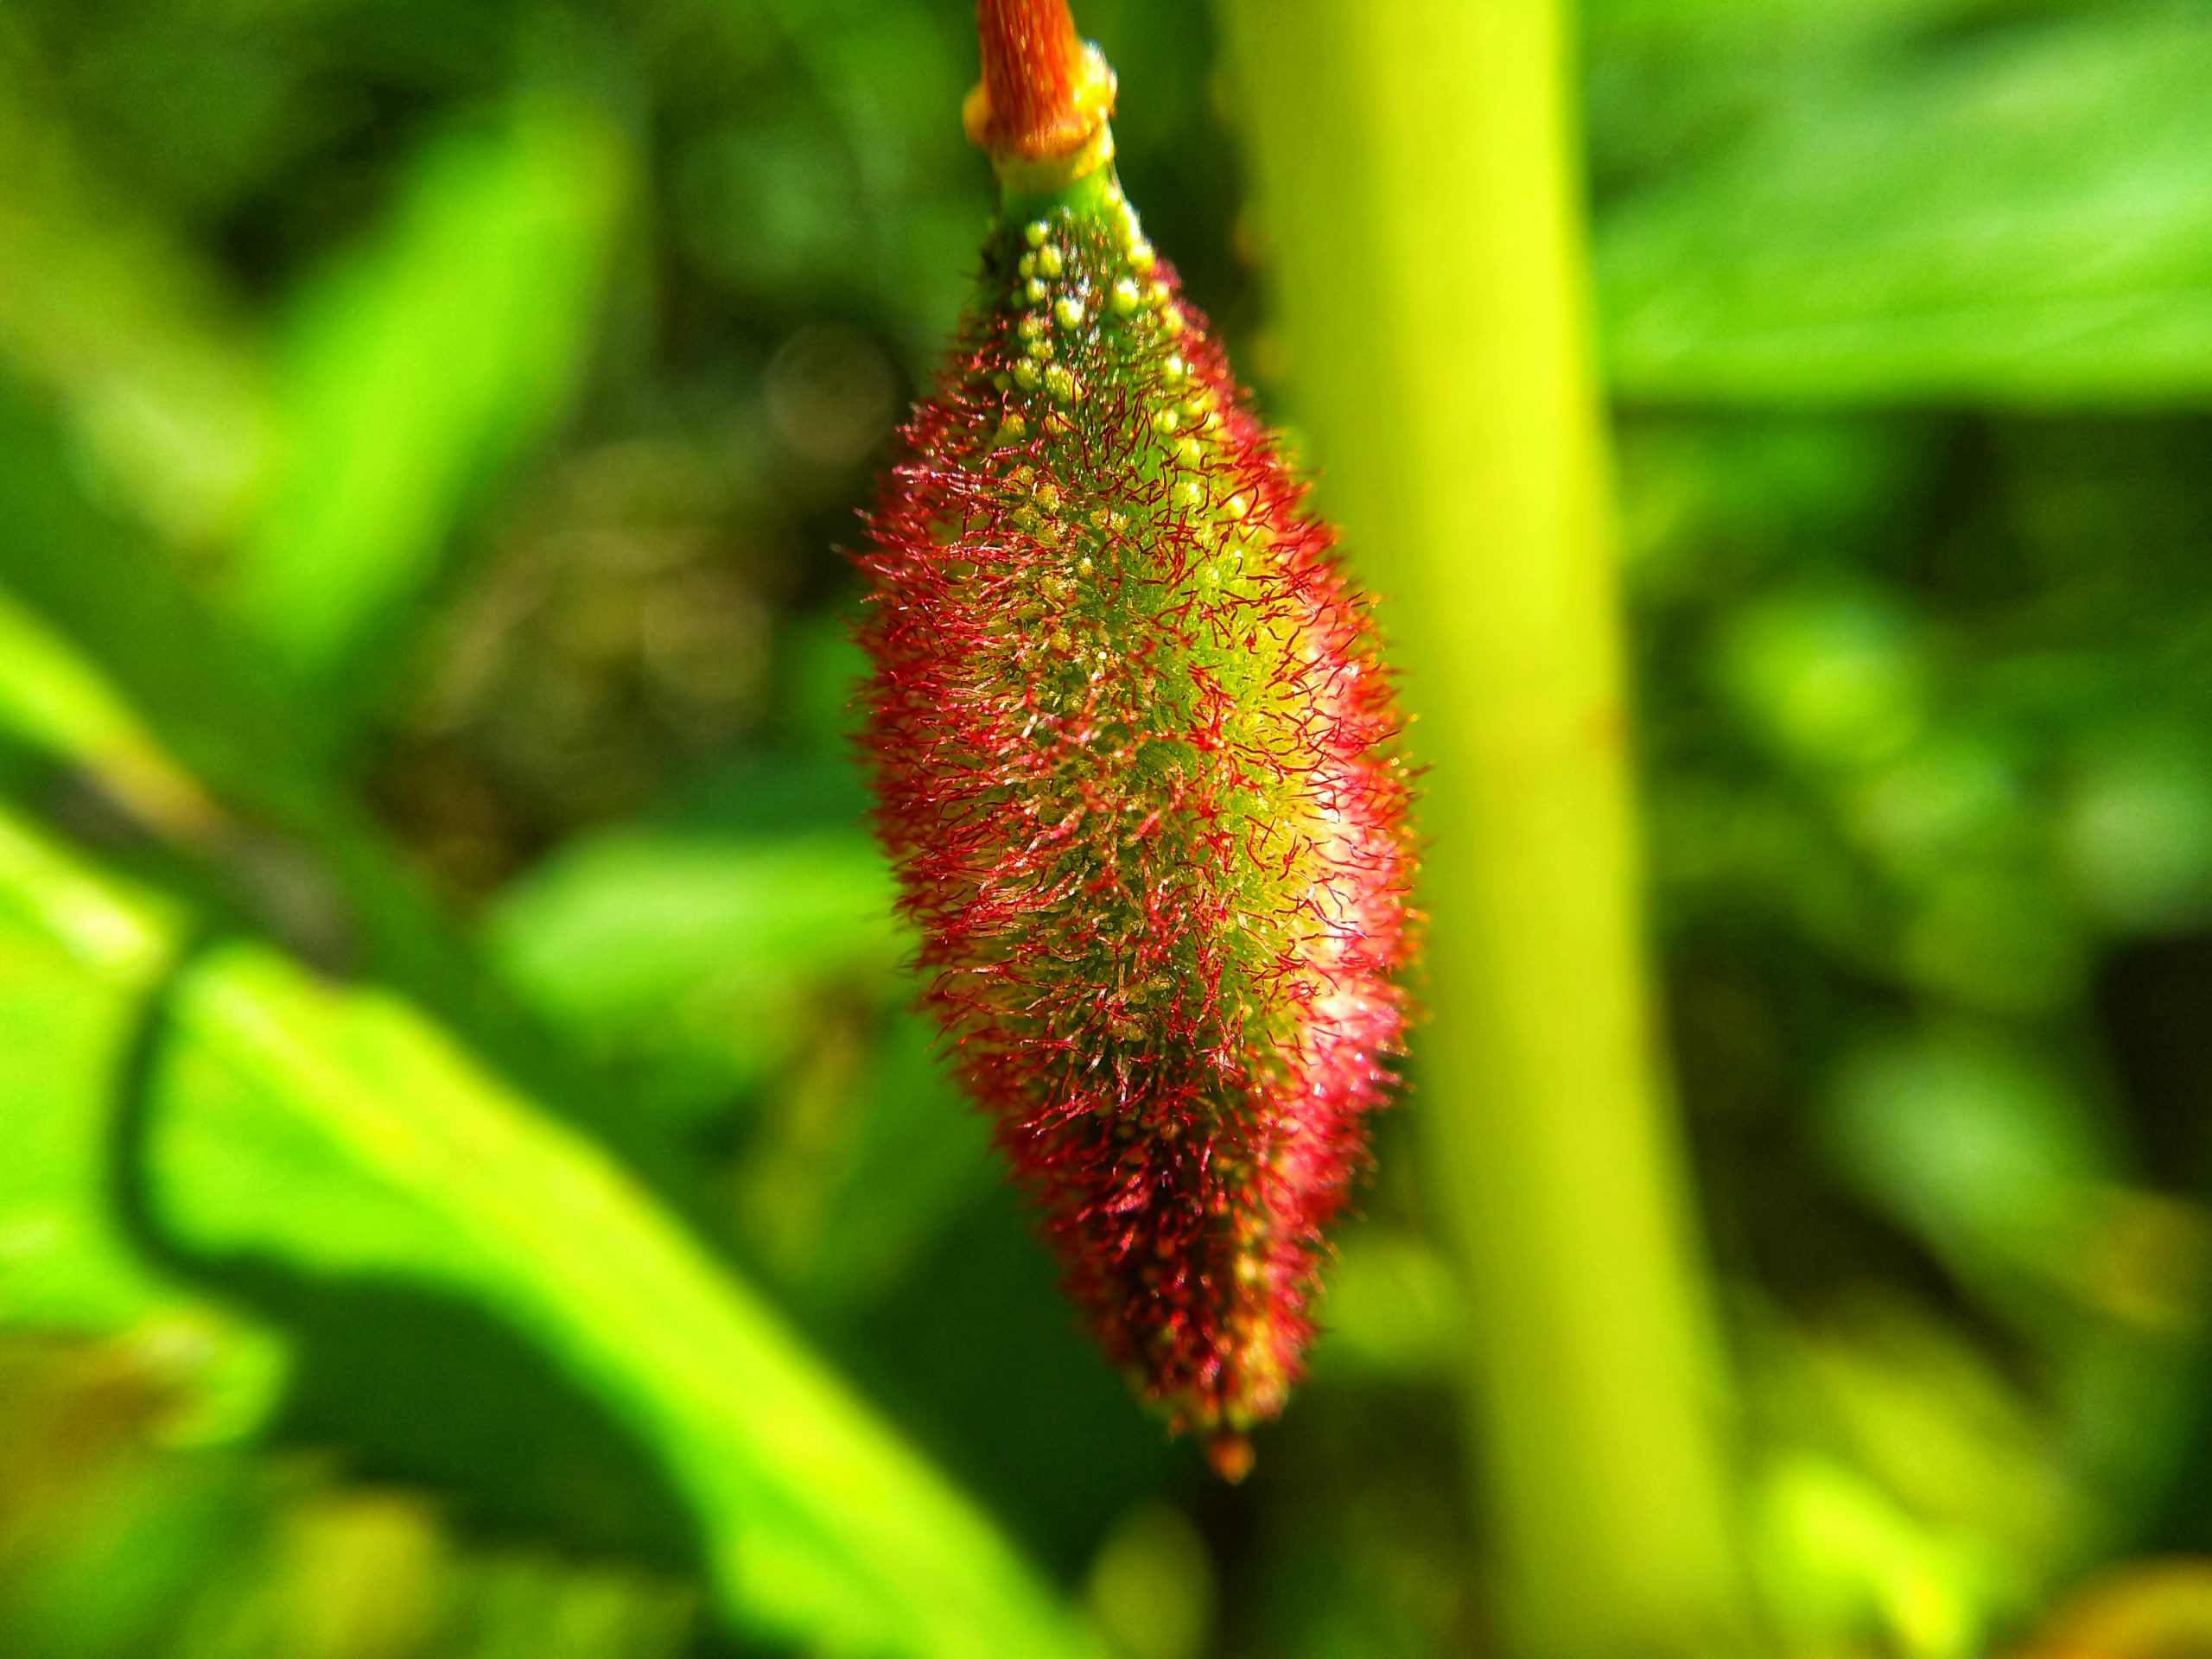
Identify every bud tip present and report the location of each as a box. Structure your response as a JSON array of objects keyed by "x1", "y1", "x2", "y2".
[{"x1": 1208, "y1": 1432, "x2": 1256, "y2": 1484}]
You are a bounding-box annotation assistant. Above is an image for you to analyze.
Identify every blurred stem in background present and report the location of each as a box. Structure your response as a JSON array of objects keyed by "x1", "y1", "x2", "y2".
[{"x1": 1224, "y1": 3, "x2": 1749, "y2": 1655}]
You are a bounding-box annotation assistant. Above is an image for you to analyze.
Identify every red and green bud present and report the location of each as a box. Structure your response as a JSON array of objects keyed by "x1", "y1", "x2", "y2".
[{"x1": 857, "y1": 0, "x2": 1417, "y2": 1478}]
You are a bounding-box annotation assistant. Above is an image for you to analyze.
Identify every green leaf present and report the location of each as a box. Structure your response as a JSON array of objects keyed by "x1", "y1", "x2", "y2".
[
  {"x1": 0, "y1": 821, "x2": 193, "y2": 1337},
  {"x1": 486, "y1": 770, "x2": 997, "y2": 1317},
  {"x1": 0, "y1": 377, "x2": 631, "y2": 1065},
  {"x1": 0, "y1": 589, "x2": 221, "y2": 840},
  {"x1": 227, "y1": 98, "x2": 627, "y2": 694},
  {"x1": 0, "y1": 803, "x2": 1101, "y2": 1659},
  {"x1": 487, "y1": 815, "x2": 901, "y2": 1104},
  {"x1": 1821, "y1": 1030, "x2": 2118, "y2": 1299},
  {"x1": 0, "y1": 379, "x2": 327, "y2": 822},
  {"x1": 0, "y1": 48, "x2": 275, "y2": 549},
  {"x1": 1599, "y1": 6, "x2": 2212, "y2": 404}
]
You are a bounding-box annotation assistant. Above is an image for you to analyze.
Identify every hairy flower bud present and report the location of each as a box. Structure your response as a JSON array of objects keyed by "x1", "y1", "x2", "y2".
[{"x1": 856, "y1": 2, "x2": 1416, "y2": 1478}]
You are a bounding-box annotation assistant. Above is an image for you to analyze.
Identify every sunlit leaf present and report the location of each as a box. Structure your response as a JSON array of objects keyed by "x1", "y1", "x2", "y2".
[
  {"x1": 228, "y1": 98, "x2": 628, "y2": 698},
  {"x1": 1599, "y1": 6, "x2": 2212, "y2": 404},
  {"x1": 0, "y1": 804, "x2": 1101, "y2": 1659},
  {"x1": 1751, "y1": 1450, "x2": 1990, "y2": 1659}
]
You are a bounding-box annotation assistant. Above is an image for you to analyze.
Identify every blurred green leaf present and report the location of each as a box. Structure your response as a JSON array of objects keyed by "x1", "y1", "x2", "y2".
[
  {"x1": 1764, "y1": 1299, "x2": 2087, "y2": 1563},
  {"x1": 1718, "y1": 587, "x2": 1929, "y2": 770},
  {"x1": 1589, "y1": 0, "x2": 1993, "y2": 52},
  {"x1": 0, "y1": 39, "x2": 274, "y2": 548},
  {"x1": 1599, "y1": 6, "x2": 2212, "y2": 404},
  {"x1": 1751, "y1": 1450, "x2": 1990, "y2": 1659},
  {"x1": 1735, "y1": 1292, "x2": 2151, "y2": 1656},
  {"x1": 2060, "y1": 724, "x2": 2212, "y2": 933},
  {"x1": 0, "y1": 378, "x2": 333, "y2": 823},
  {"x1": 228, "y1": 99, "x2": 627, "y2": 701},
  {"x1": 0, "y1": 590, "x2": 222, "y2": 842},
  {"x1": 486, "y1": 769, "x2": 998, "y2": 1317},
  {"x1": 0, "y1": 802, "x2": 1101, "y2": 1659},
  {"x1": 0, "y1": 379, "x2": 509, "y2": 1015},
  {"x1": 488, "y1": 816, "x2": 899, "y2": 1105},
  {"x1": 0, "y1": 824, "x2": 207, "y2": 1338},
  {"x1": 0, "y1": 1338, "x2": 705, "y2": 1659},
  {"x1": 1823, "y1": 1030, "x2": 2118, "y2": 1298},
  {"x1": 1081, "y1": 1502, "x2": 1216, "y2": 1659},
  {"x1": 1306, "y1": 1229, "x2": 1465, "y2": 1382}
]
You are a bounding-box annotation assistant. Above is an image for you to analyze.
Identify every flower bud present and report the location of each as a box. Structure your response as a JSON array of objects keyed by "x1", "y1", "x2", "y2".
[{"x1": 856, "y1": 1, "x2": 1417, "y2": 1475}]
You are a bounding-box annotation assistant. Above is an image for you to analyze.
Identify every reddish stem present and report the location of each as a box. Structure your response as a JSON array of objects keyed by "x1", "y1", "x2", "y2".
[{"x1": 972, "y1": 0, "x2": 1100, "y2": 162}]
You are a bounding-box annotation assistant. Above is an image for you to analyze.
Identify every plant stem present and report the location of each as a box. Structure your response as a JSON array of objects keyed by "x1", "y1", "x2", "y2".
[{"x1": 1222, "y1": 3, "x2": 1748, "y2": 1654}]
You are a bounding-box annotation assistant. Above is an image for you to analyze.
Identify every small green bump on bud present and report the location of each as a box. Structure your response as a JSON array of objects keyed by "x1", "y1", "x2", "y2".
[
  {"x1": 1176, "y1": 436, "x2": 1205, "y2": 468},
  {"x1": 1224, "y1": 493, "x2": 1251, "y2": 521},
  {"x1": 1037, "y1": 243, "x2": 1065, "y2": 278},
  {"x1": 1024, "y1": 219, "x2": 1050, "y2": 248},
  {"x1": 1013, "y1": 358, "x2": 1042, "y2": 391},
  {"x1": 1111, "y1": 277, "x2": 1141, "y2": 316},
  {"x1": 1173, "y1": 477, "x2": 1205, "y2": 512},
  {"x1": 1019, "y1": 313, "x2": 1048, "y2": 341},
  {"x1": 1160, "y1": 354, "x2": 1188, "y2": 388},
  {"x1": 1153, "y1": 407, "x2": 1180, "y2": 436},
  {"x1": 1026, "y1": 276, "x2": 1050, "y2": 303},
  {"x1": 1054, "y1": 295, "x2": 1087, "y2": 330},
  {"x1": 1044, "y1": 364, "x2": 1077, "y2": 402},
  {"x1": 1035, "y1": 480, "x2": 1061, "y2": 512},
  {"x1": 1019, "y1": 251, "x2": 1039, "y2": 279},
  {"x1": 991, "y1": 371, "x2": 1013, "y2": 392},
  {"x1": 1130, "y1": 241, "x2": 1157, "y2": 275}
]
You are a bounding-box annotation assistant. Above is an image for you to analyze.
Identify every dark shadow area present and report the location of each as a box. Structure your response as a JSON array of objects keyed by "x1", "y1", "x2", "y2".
[
  {"x1": 232, "y1": 1273, "x2": 703, "y2": 1573},
  {"x1": 849, "y1": 1179, "x2": 1179, "y2": 1580},
  {"x1": 2099, "y1": 933, "x2": 2212, "y2": 1192},
  {"x1": 2098, "y1": 931, "x2": 2212, "y2": 1554}
]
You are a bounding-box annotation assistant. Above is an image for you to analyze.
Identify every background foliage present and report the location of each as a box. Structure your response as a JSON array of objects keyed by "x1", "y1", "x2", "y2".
[{"x1": 5, "y1": 0, "x2": 2212, "y2": 1656}]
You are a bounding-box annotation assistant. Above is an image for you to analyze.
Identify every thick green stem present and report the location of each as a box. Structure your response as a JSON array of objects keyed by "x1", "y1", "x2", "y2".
[{"x1": 1223, "y1": 3, "x2": 1748, "y2": 1654}]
